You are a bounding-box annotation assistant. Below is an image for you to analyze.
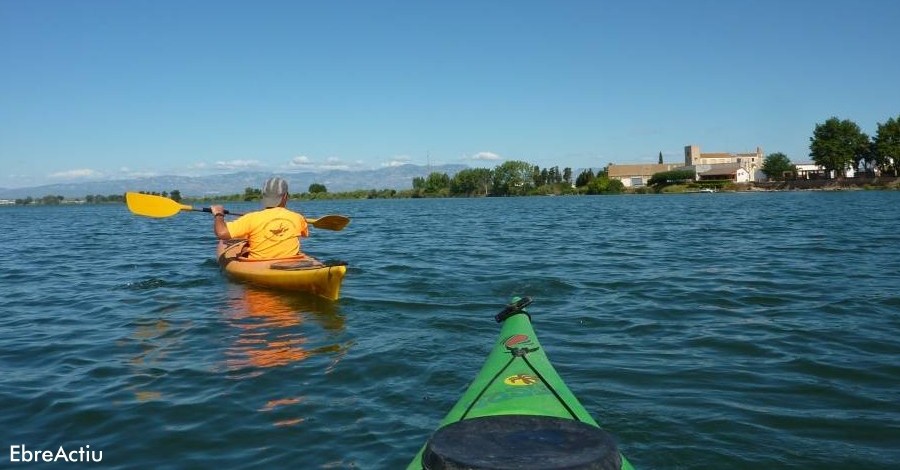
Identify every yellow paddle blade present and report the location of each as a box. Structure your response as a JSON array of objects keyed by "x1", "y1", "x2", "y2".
[
  {"x1": 308, "y1": 215, "x2": 350, "y2": 231},
  {"x1": 125, "y1": 192, "x2": 194, "y2": 218}
]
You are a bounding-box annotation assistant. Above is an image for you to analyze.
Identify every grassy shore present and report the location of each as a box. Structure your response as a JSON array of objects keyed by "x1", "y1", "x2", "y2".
[{"x1": 658, "y1": 177, "x2": 900, "y2": 194}]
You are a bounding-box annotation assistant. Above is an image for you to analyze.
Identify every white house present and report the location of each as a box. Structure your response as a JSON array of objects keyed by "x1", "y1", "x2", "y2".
[
  {"x1": 795, "y1": 162, "x2": 855, "y2": 179},
  {"x1": 607, "y1": 163, "x2": 682, "y2": 187},
  {"x1": 695, "y1": 164, "x2": 750, "y2": 183}
]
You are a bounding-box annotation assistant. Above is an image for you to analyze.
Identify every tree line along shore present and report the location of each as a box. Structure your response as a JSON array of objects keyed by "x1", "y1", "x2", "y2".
[
  {"x1": 7, "y1": 170, "x2": 898, "y2": 208},
  {"x1": 7, "y1": 113, "x2": 899, "y2": 206}
]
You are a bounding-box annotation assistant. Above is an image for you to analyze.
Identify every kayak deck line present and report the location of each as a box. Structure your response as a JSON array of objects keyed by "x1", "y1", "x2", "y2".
[
  {"x1": 406, "y1": 297, "x2": 635, "y2": 470},
  {"x1": 271, "y1": 259, "x2": 349, "y2": 271},
  {"x1": 458, "y1": 343, "x2": 582, "y2": 423}
]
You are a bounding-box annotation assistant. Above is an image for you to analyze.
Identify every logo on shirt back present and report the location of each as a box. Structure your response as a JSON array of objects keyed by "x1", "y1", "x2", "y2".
[{"x1": 263, "y1": 218, "x2": 295, "y2": 241}]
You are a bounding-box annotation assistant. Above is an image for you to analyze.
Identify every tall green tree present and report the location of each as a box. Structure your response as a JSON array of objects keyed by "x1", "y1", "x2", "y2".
[
  {"x1": 424, "y1": 172, "x2": 450, "y2": 194},
  {"x1": 761, "y1": 152, "x2": 795, "y2": 180},
  {"x1": 809, "y1": 117, "x2": 870, "y2": 177},
  {"x1": 450, "y1": 168, "x2": 493, "y2": 196},
  {"x1": 873, "y1": 114, "x2": 900, "y2": 176},
  {"x1": 575, "y1": 169, "x2": 595, "y2": 187},
  {"x1": 243, "y1": 186, "x2": 262, "y2": 201},
  {"x1": 492, "y1": 160, "x2": 533, "y2": 196},
  {"x1": 308, "y1": 183, "x2": 327, "y2": 194},
  {"x1": 532, "y1": 165, "x2": 545, "y2": 187},
  {"x1": 549, "y1": 166, "x2": 561, "y2": 184},
  {"x1": 585, "y1": 175, "x2": 625, "y2": 194},
  {"x1": 658, "y1": 151, "x2": 663, "y2": 164}
]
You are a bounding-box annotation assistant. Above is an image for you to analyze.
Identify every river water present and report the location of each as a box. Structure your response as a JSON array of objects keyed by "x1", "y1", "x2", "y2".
[{"x1": 2, "y1": 191, "x2": 898, "y2": 469}]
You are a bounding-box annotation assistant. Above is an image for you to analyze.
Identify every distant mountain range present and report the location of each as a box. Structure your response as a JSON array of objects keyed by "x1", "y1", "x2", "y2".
[{"x1": 0, "y1": 164, "x2": 468, "y2": 199}]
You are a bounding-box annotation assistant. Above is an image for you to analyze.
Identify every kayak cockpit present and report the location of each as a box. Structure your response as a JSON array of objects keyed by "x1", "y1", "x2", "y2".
[{"x1": 422, "y1": 414, "x2": 622, "y2": 470}]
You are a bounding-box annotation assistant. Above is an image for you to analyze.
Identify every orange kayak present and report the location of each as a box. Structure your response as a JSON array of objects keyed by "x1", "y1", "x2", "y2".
[{"x1": 216, "y1": 241, "x2": 347, "y2": 301}]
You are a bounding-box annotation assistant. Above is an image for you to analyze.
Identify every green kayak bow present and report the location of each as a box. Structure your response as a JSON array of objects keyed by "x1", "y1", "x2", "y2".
[{"x1": 406, "y1": 297, "x2": 635, "y2": 470}]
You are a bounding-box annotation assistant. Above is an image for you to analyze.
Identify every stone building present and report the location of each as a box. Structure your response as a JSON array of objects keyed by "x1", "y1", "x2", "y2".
[{"x1": 684, "y1": 144, "x2": 765, "y2": 181}]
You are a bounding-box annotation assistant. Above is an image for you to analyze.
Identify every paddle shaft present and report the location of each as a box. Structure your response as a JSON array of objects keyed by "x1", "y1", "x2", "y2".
[
  {"x1": 199, "y1": 207, "x2": 244, "y2": 217},
  {"x1": 203, "y1": 207, "x2": 337, "y2": 227},
  {"x1": 125, "y1": 192, "x2": 349, "y2": 230}
]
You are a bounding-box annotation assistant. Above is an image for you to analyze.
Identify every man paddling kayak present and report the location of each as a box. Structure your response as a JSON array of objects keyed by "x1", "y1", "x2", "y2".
[{"x1": 210, "y1": 177, "x2": 312, "y2": 260}]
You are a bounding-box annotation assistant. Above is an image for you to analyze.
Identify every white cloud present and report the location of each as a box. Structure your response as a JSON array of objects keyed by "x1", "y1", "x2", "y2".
[
  {"x1": 319, "y1": 159, "x2": 350, "y2": 170},
  {"x1": 284, "y1": 155, "x2": 354, "y2": 171},
  {"x1": 214, "y1": 159, "x2": 262, "y2": 170},
  {"x1": 289, "y1": 155, "x2": 311, "y2": 166},
  {"x1": 381, "y1": 155, "x2": 412, "y2": 167},
  {"x1": 124, "y1": 170, "x2": 158, "y2": 178},
  {"x1": 115, "y1": 166, "x2": 158, "y2": 178},
  {"x1": 471, "y1": 151, "x2": 501, "y2": 161},
  {"x1": 321, "y1": 164, "x2": 350, "y2": 170},
  {"x1": 49, "y1": 169, "x2": 103, "y2": 179}
]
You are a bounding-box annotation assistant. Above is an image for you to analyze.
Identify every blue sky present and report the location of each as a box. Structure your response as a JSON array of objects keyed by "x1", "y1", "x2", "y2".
[{"x1": 2, "y1": 0, "x2": 898, "y2": 189}]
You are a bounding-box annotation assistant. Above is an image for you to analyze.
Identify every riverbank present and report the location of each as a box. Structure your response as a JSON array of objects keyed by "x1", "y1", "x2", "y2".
[
  {"x1": 4, "y1": 176, "x2": 898, "y2": 207},
  {"x1": 662, "y1": 176, "x2": 900, "y2": 193},
  {"x1": 751, "y1": 176, "x2": 900, "y2": 191}
]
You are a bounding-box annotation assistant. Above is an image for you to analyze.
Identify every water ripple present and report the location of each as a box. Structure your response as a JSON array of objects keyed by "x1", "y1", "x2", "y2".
[{"x1": 2, "y1": 194, "x2": 899, "y2": 469}]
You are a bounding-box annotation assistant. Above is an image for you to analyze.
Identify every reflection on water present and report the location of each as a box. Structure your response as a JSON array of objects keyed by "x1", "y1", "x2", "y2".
[
  {"x1": 123, "y1": 317, "x2": 171, "y2": 403},
  {"x1": 222, "y1": 286, "x2": 350, "y2": 427},
  {"x1": 223, "y1": 286, "x2": 347, "y2": 371}
]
